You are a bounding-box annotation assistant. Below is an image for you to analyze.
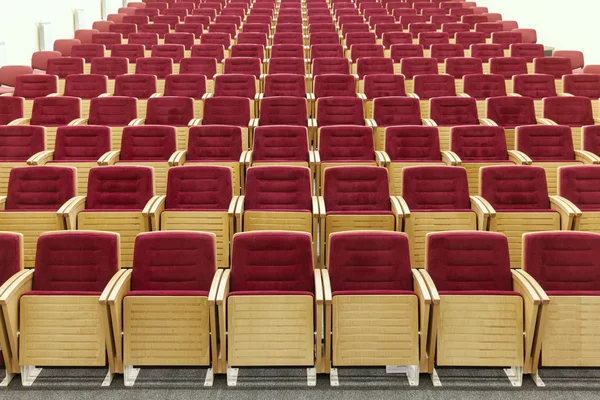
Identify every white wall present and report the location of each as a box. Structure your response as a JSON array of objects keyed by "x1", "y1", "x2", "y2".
[
  {"x1": 0, "y1": 0, "x2": 124, "y2": 66},
  {"x1": 477, "y1": 0, "x2": 600, "y2": 64}
]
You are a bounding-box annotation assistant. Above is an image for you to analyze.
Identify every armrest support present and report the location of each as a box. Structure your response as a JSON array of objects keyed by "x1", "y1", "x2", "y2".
[
  {"x1": 575, "y1": 149, "x2": 600, "y2": 164},
  {"x1": 98, "y1": 150, "x2": 120, "y2": 166},
  {"x1": 412, "y1": 269, "x2": 431, "y2": 371},
  {"x1": 417, "y1": 269, "x2": 440, "y2": 372},
  {"x1": 478, "y1": 118, "x2": 497, "y2": 126},
  {"x1": 549, "y1": 195, "x2": 581, "y2": 230},
  {"x1": 390, "y1": 196, "x2": 404, "y2": 230},
  {"x1": 507, "y1": 150, "x2": 532, "y2": 165},
  {"x1": 68, "y1": 118, "x2": 89, "y2": 126},
  {"x1": 228, "y1": 196, "x2": 238, "y2": 239},
  {"x1": 365, "y1": 118, "x2": 377, "y2": 128},
  {"x1": 394, "y1": 196, "x2": 411, "y2": 218},
  {"x1": 57, "y1": 195, "x2": 86, "y2": 230},
  {"x1": 374, "y1": 150, "x2": 389, "y2": 166},
  {"x1": 27, "y1": 150, "x2": 54, "y2": 165},
  {"x1": 201, "y1": 93, "x2": 213, "y2": 101},
  {"x1": 0, "y1": 269, "x2": 34, "y2": 363},
  {"x1": 0, "y1": 196, "x2": 6, "y2": 210},
  {"x1": 208, "y1": 269, "x2": 223, "y2": 306},
  {"x1": 216, "y1": 268, "x2": 230, "y2": 372},
  {"x1": 441, "y1": 150, "x2": 460, "y2": 166},
  {"x1": 208, "y1": 268, "x2": 223, "y2": 371},
  {"x1": 234, "y1": 195, "x2": 245, "y2": 233},
  {"x1": 470, "y1": 195, "x2": 494, "y2": 231},
  {"x1": 143, "y1": 195, "x2": 165, "y2": 231},
  {"x1": 422, "y1": 118, "x2": 437, "y2": 127},
  {"x1": 407, "y1": 93, "x2": 419, "y2": 99},
  {"x1": 169, "y1": 150, "x2": 187, "y2": 166},
  {"x1": 189, "y1": 118, "x2": 202, "y2": 126},
  {"x1": 128, "y1": 118, "x2": 145, "y2": 126},
  {"x1": 106, "y1": 268, "x2": 132, "y2": 373},
  {"x1": 537, "y1": 118, "x2": 557, "y2": 125},
  {"x1": 7, "y1": 118, "x2": 31, "y2": 126},
  {"x1": 321, "y1": 268, "x2": 332, "y2": 373}
]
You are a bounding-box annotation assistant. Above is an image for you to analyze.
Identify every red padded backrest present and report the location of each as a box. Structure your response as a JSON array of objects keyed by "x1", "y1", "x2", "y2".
[
  {"x1": 455, "y1": 31, "x2": 486, "y2": 50},
  {"x1": 323, "y1": 166, "x2": 390, "y2": 212},
  {"x1": 516, "y1": 124, "x2": 575, "y2": 162},
  {"x1": 6, "y1": 166, "x2": 75, "y2": 211},
  {"x1": 165, "y1": 165, "x2": 232, "y2": 210},
  {"x1": 413, "y1": 74, "x2": 456, "y2": 99},
  {"x1": 373, "y1": 96, "x2": 421, "y2": 126},
  {"x1": 263, "y1": 74, "x2": 305, "y2": 98},
  {"x1": 341, "y1": 23, "x2": 369, "y2": 38},
  {"x1": 345, "y1": 32, "x2": 377, "y2": 48},
  {"x1": 400, "y1": 57, "x2": 437, "y2": 79},
  {"x1": 190, "y1": 44, "x2": 225, "y2": 61},
  {"x1": 131, "y1": 231, "x2": 216, "y2": 291},
  {"x1": 123, "y1": 15, "x2": 150, "y2": 27},
  {"x1": 491, "y1": 31, "x2": 522, "y2": 50},
  {"x1": 0, "y1": 126, "x2": 45, "y2": 161},
  {"x1": 63, "y1": 74, "x2": 108, "y2": 99},
  {"x1": 13, "y1": 75, "x2": 58, "y2": 98},
  {"x1": 314, "y1": 74, "x2": 356, "y2": 98},
  {"x1": 510, "y1": 43, "x2": 544, "y2": 62},
  {"x1": 559, "y1": 165, "x2": 600, "y2": 211},
  {"x1": 53, "y1": 39, "x2": 82, "y2": 56},
  {"x1": 563, "y1": 74, "x2": 600, "y2": 99},
  {"x1": 223, "y1": 57, "x2": 262, "y2": 78},
  {"x1": 32, "y1": 52, "x2": 61, "y2": 72},
  {"x1": 88, "y1": 96, "x2": 137, "y2": 126},
  {"x1": 462, "y1": 73, "x2": 506, "y2": 99},
  {"x1": 426, "y1": 231, "x2": 513, "y2": 292},
  {"x1": 258, "y1": 96, "x2": 307, "y2": 126},
  {"x1": 252, "y1": 126, "x2": 308, "y2": 162},
  {"x1": 489, "y1": 57, "x2": 528, "y2": 78},
  {"x1": 470, "y1": 43, "x2": 503, "y2": 62},
  {"x1": 462, "y1": 14, "x2": 487, "y2": 29},
  {"x1": 316, "y1": 96, "x2": 364, "y2": 126},
  {"x1": 215, "y1": 15, "x2": 242, "y2": 28},
  {"x1": 318, "y1": 126, "x2": 374, "y2": 162},
  {"x1": 418, "y1": 32, "x2": 449, "y2": 50},
  {"x1": 149, "y1": 45, "x2": 184, "y2": 63},
  {"x1": 450, "y1": 125, "x2": 508, "y2": 161},
  {"x1": 164, "y1": 74, "x2": 206, "y2": 99},
  {"x1": 199, "y1": 32, "x2": 231, "y2": 49},
  {"x1": 90, "y1": 57, "x2": 128, "y2": 78},
  {"x1": 244, "y1": 166, "x2": 312, "y2": 211},
  {"x1": 441, "y1": 22, "x2": 470, "y2": 38},
  {"x1": 230, "y1": 231, "x2": 314, "y2": 293},
  {"x1": 272, "y1": 33, "x2": 304, "y2": 46},
  {"x1": 187, "y1": 125, "x2": 242, "y2": 161},
  {"x1": 374, "y1": 22, "x2": 403, "y2": 39},
  {"x1": 174, "y1": 23, "x2": 205, "y2": 38},
  {"x1": 312, "y1": 57, "x2": 349, "y2": 75},
  {"x1": 277, "y1": 15, "x2": 303, "y2": 24},
  {"x1": 86, "y1": 165, "x2": 154, "y2": 210},
  {"x1": 144, "y1": 96, "x2": 193, "y2": 125},
  {"x1": 267, "y1": 57, "x2": 305, "y2": 75},
  {"x1": 230, "y1": 44, "x2": 265, "y2": 61},
  {"x1": 114, "y1": 74, "x2": 157, "y2": 98},
  {"x1": 270, "y1": 44, "x2": 305, "y2": 59},
  {"x1": 431, "y1": 15, "x2": 459, "y2": 30},
  {"x1": 485, "y1": 96, "x2": 537, "y2": 127},
  {"x1": 408, "y1": 22, "x2": 437, "y2": 36},
  {"x1": 237, "y1": 32, "x2": 269, "y2": 47},
  {"x1": 127, "y1": 32, "x2": 160, "y2": 49},
  {"x1": 445, "y1": 57, "x2": 483, "y2": 78},
  {"x1": 390, "y1": 44, "x2": 425, "y2": 62},
  {"x1": 480, "y1": 165, "x2": 550, "y2": 210},
  {"x1": 53, "y1": 126, "x2": 111, "y2": 161},
  {"x1": 179, "y1": 57, "x2": 217, "y2": 77},
  {"x1": 164, "y1": 32, "x2": 195, "y2": 50},
  {"x1": 542, "y1": 96, "x2": 594, "y2": 127},
  {"x1": 208, "y1": 23, "x2": 237, "y2": 37},
  {"x1": 513, "y1": 73, "x2": 557, "y2": 99},
  {"x1": 363, "y1": 74, "x2": 406, "y2": 99},
  {"x1": 534, "y1": 57, "x2": 572, "y2": 79},
  {"x1": 311, "y1": 44, "x2": 344, "y2": 60},
  {"x1": 584, "y1": 126, "x2": 600, "y2": 157},
  {"x1": 33, "y1": 231, "x2": 119, "y2": 292},
  {"x1": 382, "y1": 32, "x2": 413, "y2": 49},
  {"x1": 71, "y1": 44, "x2": 105, "y2": 63},
  {"x1": 385, "y1": 126, "x2": 440, "y2": 161},
  {"x1": 475, "y1": 22, "x2": 503, "y2": 38},
  {"x1": 120, "y1": 125, "x2": 177, "y2": 161},
  {"x1": 110, "y1": 44, "x2": 145, "y2": 63},
  {"x1": 402, "y1": 166, "x2": 470, "y2": 211},
  {"x1": 355, "y1": 57, "x2": 393, "y2": 79},
  {"x1": 524, "y1": 231, "x2": 600, "y2": 292},
  {"x1": 0, "y1": 232, "x2": 22, "y2": 285},
  {"x1": 214, "y1": 74, "x2": 256, "y2": 99},
  {"x1": 429, "y1": 44, "x2": 464, "y2": 62},
  {"x1": 369, "y1": 15, "x2": 396, "y2": 30},
  {"x1": 186, "y1": 15, "x2": 211, "y2": 26},
  {"x1": 202, "y1": 96, "x2": 250, "y2": 127},
  {"x1": 0, "y1": 97, "x2": 24, "y2": 125},
  {"x1": 399, "y1": 15, "x2": 427, "y2": 26},
  {"x1": 429, "y1": 96, "x2": 478, "y2": 125},
  {"x1": 30, "y1": 96, "x2": 80, "y2": 126},
  {"x1": 46, "y1": 57, "x2": 85, "y2": 78},
  {"x1": 349, "y1": 44, "x2": 384, "y2": 62}
]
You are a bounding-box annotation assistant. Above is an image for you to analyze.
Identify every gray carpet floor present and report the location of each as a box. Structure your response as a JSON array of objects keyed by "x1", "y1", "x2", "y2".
[{"x1": 1, "y1": 366, "x2": 600, "y2": 399}]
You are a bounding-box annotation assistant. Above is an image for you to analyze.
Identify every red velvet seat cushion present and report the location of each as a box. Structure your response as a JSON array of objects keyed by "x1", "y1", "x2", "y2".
[
  {"x1": 0, "y1": 126, "x2": 45, "y2": 162},
  {"x1": 559, "y1": 165, "x2": 600, "y2": 211},
  {"x1": 259, "y1": 96, "x2": 307, "y2": 126},
  {"x1": 429, "y1": 97, "x2": 479, "y2": 125},
  {"x1": 6, "y1": 166, "x2": 75, "y2": 211},
  {"x1": 202, "y1": 96, "x2": 251, "y2": 127},
  {"x1": 88, "y1": 96, "x2": 138, "y2": 126},
  {"x1": 23, "y1": 291, "x2": 102, "y2": 296},
  {"x1": 542, "y1": 96, "x2": 594, "y2": 126},
  {"x1": 120, "y1": 125, "x2": 177, "y2": 161},
  {"x1": 485, "y1": 96, "x2": 537, "y2": 127},
  {"x1": 214, "y1": 74, "x2": 256, "y2": 99},
  {"x1": 90, "y1": 57, "x2": 129, "y2": 79},
  {"x1": 363, "y1": 74, "x2": 406, "y2": 99},
  {"x1": 180, "y1": 57, "x2": 218, "y2": 77},
  {"x1": 480, "y1": 165, "x2": 550, "y2": 211},
  {"x1": 224, "y1": 57, "x2": 262, "y2": 79},
  {"x1": 229, "y1": 290, "x2": 314, "y2": 297},
  {"x1": 356, "y1": 57, "x2": 393, "y2": 79},
  {"x1": 126, "y1": 290, "x2": 209, "y2": 296},
  {"x1": 332, "y1": 290, "x2": 415, "y2": 296},
  {"x1": 244, "y1": 166, "x2": 312, "y2": 211},
  {"x1": 438, "y1": 290, "x2": 520, "y2": 296},
  {"x1": 385, "y1": 126, "x2": 441, "y2": 161},
  {"x1": 86, "y1": 165, "x2": 154, "y2": 210},
  {"x1": 489, "y1": 57, "x2": 528, "y2": 79},
  {"x1": 324, "y1": 166, "x2": 390, "y2": 212},
  {"x1": 563, "y1": 74, "x2": 600, "y2": 99},
  {"x1": 319, "y1": 125, "x2": 374, "y2": 162},
  {"x1": 46, "y1": 57, "x2": 85, "y2": 78},
  {"x1": 165, "y1": 165, "x2": 232, "y2": 211},
  {"x1": 263, "y1": 74, "x2": 306, "y2": 98},
  {"x1": 53, "y1": 126, "x2": 111, "y2": 162},
  {"x1": 0, "y1": 97, "x2": 24, "y2": 125},
  {"x1": 402, "y1": 166, "x2": 471, "y2": 211},
  {"x1": 14, "y1": 74, "x2": 58, "y2": 99},
  {"x1": 30, "y1": 96, "x2": 81, "y2": 126},
  {"x1": 190, "y1": 44, "x2": 225, "y2": 62},
  {"x1": 114, "y1": 74, "x2": 158, "y2": 99}
]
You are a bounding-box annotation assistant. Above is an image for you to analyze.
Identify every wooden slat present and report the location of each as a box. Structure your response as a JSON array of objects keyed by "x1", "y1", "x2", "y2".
[
  {"x1": 49, "y1": 161, "x2": 96, "y2": 195},
  {"x1": 533, "y1": 161, "x2": 581, "y2": 195},
  {"x1": 0, "y1": 162, "x2": 27, "y2": 197}
]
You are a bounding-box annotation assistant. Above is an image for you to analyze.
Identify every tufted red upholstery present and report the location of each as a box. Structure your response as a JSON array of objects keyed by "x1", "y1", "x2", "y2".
[
  {"x1": 6, "y1": 166, "x2": 75, "y2": 211},
  {"x1": 309, "y1": 32, "x2": 340, "y2": 48},
  {"x1": 355, "y1": 57, "x2": 393, "y2": 79},
  {"x1": 323, "y1": 166, "x2": 390, "y2": 213},
  {"x1": 208, "y1": 23, "x2": 237, "y2": 38},
  {"x1": 444, "y1": 57, "x2": 483, "y2": 79},
  {"x1": 491, "y1": 31, "x2": 522, "y2": 50},
  {"x1": 558, "y1": 165, "x2": 600, "y2": 211},
  {"x1": 277, "y1": 15, "x2": 303, "y2": 25},
  {"x1": 199, "y1": 33, "x2": 231, "y2": 49},
  {"x1": 400, "y1": 57, "x2": 437, "y2": 79},
  {"x1": 432, "y1": 16, "x2": 460, "y2": 31},
  {"x1": 114, "y1": 74, "x2": 157, "y2": 98},
  {"x1": 462, "y1": 73, "x2": 507, "y2": 99},
  {"x1": 489, "y1": 57, "x2": 528, "y2": 78},
  {"x1": 475, "y1": 22, "x2": 503, "y2": 38},
  {"x1": 341, "y1": 23, "x2": 369, "y2": 38},
  {"x1": 0, "y1": 232, "x2": 22, "y2": 285},
  {"x1": 312, "y1": 57, "x2": 349, "y2": 75},
  {"x1": 127, "y1": 32, "x2": 159, "y2": 49},
  {"x1": 88, "y1": 96, "x2": 137, "y2": 126},
  {"x1": 382, "y1": 32, "x2": 413, "y2": 49},
  {"x1": 0, "y1": 97, "x2": 24, "y2": 125},
  {"x1": 130, "y1": 231, "x2": 215, "y2": 293},
  {"x1": 190, "y1": 44, "x2": 225, "y2": 62},
  {"x1": 413, "y1": 74, "x2": 456, "y2": 99},
  {"x1": 53, "y1": 39, "x2": 82, "y2": 57},
  {"x1": 349, "y1": 44, "x2": 384, "y2": 62},
  {"x1": 267, "y1": 57, "x2": 305, "y2": 75},
  {"x1": 455, "y1": 31, "x2": 487, "y2": 50},
  {"x1": 363, "y1": 74, "x2": 406, "y2": 99},
  {"x1": 510, "y1": 43, "x2": 544, "y2": 63},
  {"x1": 179, "y1": 58, "x2": 217, "y2": 78},
  {"x1": 269, "y1": 44, "x2": 303, "y2": 60},
  {"x1": 230, "y1": 44, "x2": 265, "y2": 61},
  {"x1": 30, "y1": 96, "x2": 80, "y2": 126},
  {"x1": 53, "y1": 126, "x2": 110, "y2": 162},
  {"x1": 186, "y1": 15, "x2": 211, "y2": 26},
  {"x1": 185, "y1": 125, "x2": 242, "y2": 162},
  {"x1": 272, "y1": 33, "x2": 304, "y2": 47},
  {"x1": 470, "y1": 44, "x2": 503, "y2": 62},
  {"x1": 244, "y1": 166, "x2": 312, "y2": 211},
  {"x1": 311, "y1": 44, "x2": 344, "y2": 60},
  {"x1": 319, "y1": 126, "x2": 374, "y2": 162},
  {"x1": 374, "y1": 23, "x2": 403, "y2": 40},
  {"x1": 534, "y1": 57, "x2": 572, "y2": 79},
  {"x1": 451, "y1": 125, "x2": 508, "y2": 162},
  {"x1": 174, "y1": 23, "x2": 204, "y2": 39},
  {"x1": 313, "y1": 74, "x2": 356, "y2": 98},
  {"x1": 202, "y1": 97, "x2": 250, "y2": 127},
  {"x1": 462, "y1": 15, "x2": 487, "y2": 29},
  {"x1": 238, "y1": 32, "x2": 268, "y2": 47},
  {"x1": 316, "y1": 96, "x2": 364, "y2": 126},
  {"x1": 263, "y1": 74, "x2": 305, "y2": 98},
  {"x1": 516, "y1": 125, "x2": 574, "y2": 162},
  {"x1": 408, "y1": 23, "x2": 436, "y2": 37},
  {"x1": 164, "y1": 74, "x2": 206, "y2": 99},
  {"x1": 402, "y1": 166, "x2": 471, "y2": 211},
  {"x1": 258, "y1": 96, "x2": 307, "y2": 126},
  {"x1": 164, "y1": 33, "x2": 195, "y2": 50},
  {"x1": 0, "y1": 126, "x2": 44, "y2": 161},
  {"x1": 345, "y1": 32, "x2": 377, "y2": 49},
  {"x1": 441, "y1": 23, "x2": 470, "y2": 38},
  {"x1": 583, "y1": 126, "x2": 600, "y2": 156},
  {"x1": 63, "y1": 74, "x2": 107, "y2": 99},
  {"x1": 144, "y1": 96, "x2": 193, "y2": 126},
  {"x1": 71, "y1": 44, "x2": 105, "y2": 63},
  {"x1": 230, "y1": 231, "x2": 314, "y2": 293},
  {"x1": 90, "y1": 57, "x2": 128, "y2": 78},
  {"x1": 542, "y1": 96, "x2": 594, "y2": 127},
  {"x1": 86, "y1": 165, "x2": 153, "y2": 210},
  {"x1": 308, "y1": 24, "x2": 336, "y2": 34},
  {"x1": 110, "y1": 44, "x2": 145, "y2": 63},
  {"x1": 165, "y1": 165, "x2": 233, "y2": 210},
  {"x1": 223, "y1": 57, "x2": 262, "y2": 79},
  {"x1": 429, "y1": 44, "x2": 464, "y2": 63},
  {"x1": 480, "y1": 165, "x2": 550, "y2": 211},
  {"x1": 252, "y1": 126, "x2": 308, "y2": 162},
  {"x1": 523, "y1": 231, "x2": 600, "y2": 294},
  {"x1": 429, "y1": 97, "x2": 479, "y2": 125},
  {"x1": 373, "y1": 96, "x2": 421, "y2": 126},
  {"x1": 563, "y1": 74, "x2": 600, "y2": 99},
  {"x1": 91, "y1": 32, "x2": 122, "y2": 50},
  {"x1": 148, "y1": 46, "x2": 183, "y2": 64},
  {"x1": 426, "y1": 231, "x2": 513, "y2": 293},
  {"x1": 119, "y1": 125, "x2": 177, "y2": 161},
  {"x1": 213, "y1": 74, "x2": 256, "y2": 99},
  {"x1": 46, "y1": 57, "x2": 85, "y2": 78},
  {"x1": 32, "y1": 231, "x2": 119, "y2": 293},
  {"x1": 13, "y1": 75, "x2": 58, "y2": 99},
  {"x1": 385, "y1": 126, "x2": 440, "y2": 161},
  {"x1": 486, "y1": 96, "x2": 537, "y2": 128},
  {"x1": 418, "y1": 32, "x2": 449, "y2": 50},
  {"x1": 123, "y1": 15, "x2": 150, "y2": 28}
]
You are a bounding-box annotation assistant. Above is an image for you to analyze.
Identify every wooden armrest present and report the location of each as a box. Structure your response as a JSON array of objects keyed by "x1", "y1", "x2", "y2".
[
  {"x1": 98, "y1": 150, "x2": 120, "y2": 165},
  {"x1": 248, "y1": 118, "x2": 259, "y2": 129},
  {"x1": 507, "y1": 149, "x2": 532, "y2": 165},
  {"x1": 458, "y1": 93, "x2": 471, "y2": 98},
  {"x1": 99, "y1": 269, "x2": 127, "y2": 305},
  {"x1": 575, "y1": 149, "x2": 600, "y2": 164},
  {"x1": 478, "y1": 118, "x2": 497, "y2": 126},
  {"x1": 189, "y1": 118, "x2": 202, "y2": 126},
  {"x1": 558, "y1": 92, "x2": 574, "y2": 97},
  {"x1": 321, "y1": 269, "x2": 332, "y2": 304},
  {"x1": 107, "y1": 269, "x2": 132, "y2": 305},
  {"x1": 317, "y1": 195, "x2": 326, "y2": 218},
  {"x1": 375, "y1": 150, "x2": 388, "y2": 166},
  {"x1": 594, "y1": 118, "x2": 600, "y2": 125},
  {"x1": 312, "y1": 149, "x2": 321, "y2": 164},
  {"x1": 306, "y1": 93, "x2": 315, "y2": 101},
  {"x1": 352, "y1": 73, "x2": 359, "y2": 81},
  {"x1": 149, "y1": 93, "x2": 161, "y2": 98},
  {"x1": 0, "y1": 196, "x2": 6, "y2": 210},
  {"x1": 68, "y1": 118, "x2": 89, "y2": 126},
  {"x1": 255, "y1": 93, "x2": 264, "y2": 101},
  {"x1": 143, "y1": 195, "x2": 165, "y2": 231},
  {"x1": 7, "y1": 118, "x2": 31, "y2": 126},
  {"x1": 201, "y1": 93, "x2": 213, "y2": 101},
  {"x1": 234, "y1": 195, "x2": 245, "y2": 232},
  {"x1": 549, "y1": 195, "x2": 581, "y2": 230},
  {"x1": 395, "y1": 196, "x2": 411, "y2": 217},
  {"x1": 98, "y1": 93, "x2": 112, "y2": 97},
  {"x1": 0, "y1": 93, "x2": 13, "y2": 97},
  {"x1": 216, "y1": 269, "x2": 230, "y2": 305},
  {"x1": 536, "y1": 118, "x2": 557, "y2": 125},
  {"x1": 0, "y1": 269, "x2": 34, "y2": 361},
  {"x1": 357, "y1": 93, "x2": 367, "y2": 101},
  {"x1": 365, "y1": 118, "x2": 377, "y2": 128},
  {"x1": 208, "y1": 269, "x2": 223, "y2": 306},
  {"x1": 512, "y1": 270, "x2": 541, "y2": 305},
  {"x1": 470, "y1": 195, "x2": 494, "y2": 231},
  {"x1": 308, "y1": 118, "x2": 317, "y2": 128},
  {"x1": 27, "y1": 150, "x2": 54, "y2": 165},
  {"x1": 422, "y1": 118, "x2": 437, "y2": 127},
  {"x1": 169, "y1": 150, "x2": 187, "y2": 166},
  {"x1": 441, "y1": 150, "x2": 460, "y2": 166},
  {"x1": 390, "y1": 196, "x2": 404, "y2": 219},
  {"x1": 412, "y1": 269, "x2": 431, "y2": 304},
  {"x1": 239, "y1": 150, "x2": 248, "y2": 164},
  {"x1": 57, "y1": 196, "x2": 86, "y2": 230},
  {"x1": 417, "y1": 270, "x2": 440, "y2": 304},
  {"x1": 314, "y1": 269, "x2": 323, "y2": 304},
  {"x1": 407, "y1": 93, "x2": 419, "y2": 99},
  {"x1": 515, "y1": 269, "x2": 550, "y2": 303}
]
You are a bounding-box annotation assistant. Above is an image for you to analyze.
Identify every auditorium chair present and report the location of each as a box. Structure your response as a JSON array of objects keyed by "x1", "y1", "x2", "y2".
[
  {"x1": 260, "y1": 74, "x2": 312, "y2": 116},
  {"x1": 534, "y1": 57, "x2": 572, "y2": 94},
  {"x1": 136, "y1": 56, "x2": 174, "y2": 90},
  {"x1": 563, "y1": 74, "x2": 600, "y2": 119},
  {"x1": 200, "y1": 33, "x2": 232, "y2": 58},
  {"x1": 210, "y1": 74, "x2": 260, "y2": 117},
  {"x1": 0, "y1": 126, "x2": 44, "y2": 196},
  {"x1": 45, "y1": 57, "x2": 85, "y2": 93},
  {"x1": 90, "y1": 58, "x2": 129, "y2": 91},
  {"x1": 103, "y1": 231, "x2": 224, "y2": 385},
  {"x1": 361, "y1": 74, "x2": 406, "y2": 119},
  {"x1": 556, "y1": 165, "x2": 600, "y2": 233},
  {"x1": 412, "y1": 74, "x2": 459, "y2": 117},
  {"x1": 382, "y1": 32, "x2": 413, "y2": 52},
  {"x1": 0, "y1": 97, "x2": 24, "y2": 125},
  {"x1": 462, "y1": 73, "x2": 507, "y2": 116},
  {"x1": 315, "y1": 96, "x2": 374, "y2": 145},
  {"x1": 542, "y1": 96, "x2": 599, "y2": 150},
  {"x1": 398, "y1": 57, "x2": 437, "y2": 92},
  {"x1": 0, "y1": 166, "x2": 76, "y2": 267},
  {"x1": 313, "y1": 74, "x2": 362, "y2": 115},
  {"x1": 58, "y1": 165, "x2": 161, "y2": 267},
  {"x1": 441, "y1": 23, "x2": 470, "y2": 39},
  {"x1": 217, "y1": 231, "x2": 323, "y2": 384},
  {"x1": 454, "y1": 31, "x2": 486, "y2": 53},
  {"x1": 163, "y1": 74, "x2": 207, "y2": 118},
  {"x1": 513, "y1": 74, "x2": 557, "y2": 118},
  {"x1": 60, "y1": 74, "x2": 108, "y2": 118},
  {"x1": 255, "y1": 95, "x2": 310, "y2": 142},
  {"x1": 111, "y1": 74, "x2": 158, "y2": 117},
  {"x1": 444, "y1": 57, "x2": 485, "y2": 86},
  {"x1": 0, "y1": 231, "x2": 124, "y2": 386},
  {"x1": 488, "y1": 57, "x2": 528, "y2": 93},
  {"x1": 449, "y1": 125, "x2": 530, "y2": 194},
  {"x1": 474, "y1": 165, "x2": 577, "y2": 268},
  {"x1": 1, "y1": 74, "x2": 58, "y2": 119},
  {"x1": 318, "y1": 165, "x2": 402, "y2": 268},
  {"x1": 510, "y1": 43, "x2": 544, "y2": 73},
  {"x1": 420, "y1": 231, "x2": 547, "y2": 387}
]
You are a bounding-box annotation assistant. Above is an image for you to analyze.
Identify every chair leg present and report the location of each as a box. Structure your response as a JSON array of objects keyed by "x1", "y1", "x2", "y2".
[
  {"x1": 227, "y1": 366, "x2": 239, "y2": 387},
  {"x1": 204, "y1": 368, "x2": 214, "y2": 387},
  {"x1": 102, "y1": 370, "x2": 114, "y2": 387},
  {"x1": 0, "y1": 369, "x2": 14, "y2": 387},
  {"x1": 124, "y1": 365, "x2": 140, "y2": 387},
  {"x1": 531, "y1": 370, "x2": 545, "y2": 387},
  {"x1": 20, "y1": 366, "x2": 42, "y2": 387},
  {"x1": 307, "y1": 366, "x2": 317, "y2": 386},
  {"x1": 329, "y1": 367, "x2": 339, "y2": 387},
  {"x1": 406, "y1": 365, "x2": 419, "y2": 386},
  {"x1": 504, "y1": 366, "x2": 523, "y2": 387},
  {"x1": 431, "y1": 367, "x2": 442, "y2": 387}
]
